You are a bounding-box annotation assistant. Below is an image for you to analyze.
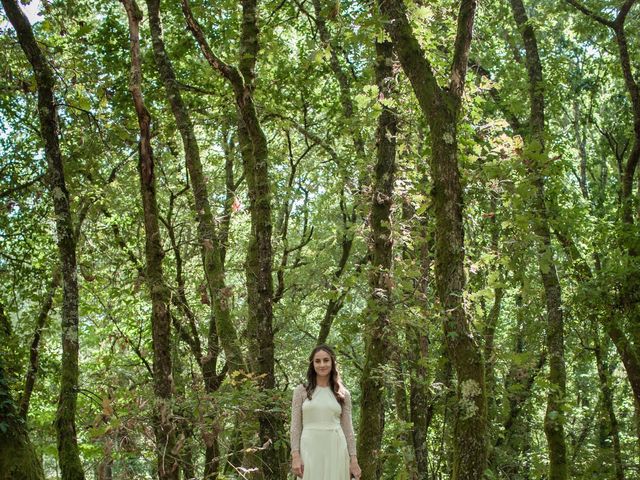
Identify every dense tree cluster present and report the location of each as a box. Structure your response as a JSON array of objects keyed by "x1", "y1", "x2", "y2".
[{"x1": 1, "y1": 0, "x2": 639, "y2": 479}]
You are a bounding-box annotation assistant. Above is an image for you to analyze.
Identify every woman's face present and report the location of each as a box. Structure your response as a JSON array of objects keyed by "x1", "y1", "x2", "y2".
[{"x1": 313, "y1": 350, "x2": 333, "y2": 379}]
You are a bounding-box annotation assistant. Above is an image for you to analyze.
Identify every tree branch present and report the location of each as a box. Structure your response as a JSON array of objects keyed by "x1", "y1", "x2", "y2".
[
  {"x1": 181, "y1": 0, "x2": 244, "y2": 92},
  {"x1": 449, "y1": 0, "x2": 478, "y2": 101},
  {"x1": 563, "y1": 0, "x2": 614, "y2": 27}
]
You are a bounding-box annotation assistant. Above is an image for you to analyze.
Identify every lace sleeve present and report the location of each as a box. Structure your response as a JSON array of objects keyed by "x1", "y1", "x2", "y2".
[
  {"x1": 290, "y1": 385, "x2": 305, "y2": 454},
  {"x1": 340, "y1": 389, "x2": 357, "y2": 457}
]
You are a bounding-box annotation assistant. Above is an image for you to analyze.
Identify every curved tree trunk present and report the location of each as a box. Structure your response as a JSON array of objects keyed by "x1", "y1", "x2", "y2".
[
  {"x1": 403, "y1": 187, "x2": 433, "y2": 480},
  {"x1": 145, "y1": 2, "x2": 240, "y2": 475},
  {"x1": 407, "y1": 324, "x2": 431, "y2": 480},
  {"x1": 19, "y1": 269, "x2": 60, "y2": 420},
  {"x1": 484, "y1": 194, "x2": 504, "y2": 427},
  {"x1": 1, "y1": 2, "x2": 84, "y2": 478},
  {"x1": 563, "y1": 0, "x2": 640, "y2": 414},
  {"x1": 357, "y1": 39, "x2": 397, "y2": 480},
  {"x1": 120, "y1": 1, "x2": 178, "y2": 478}
]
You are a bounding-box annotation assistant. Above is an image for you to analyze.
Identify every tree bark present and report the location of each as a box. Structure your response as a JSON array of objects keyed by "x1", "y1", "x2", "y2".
[
  {"x1": 400, "y1": 198, "x2": 432, "y2": 480},
  {"x1": 635, "y1": 399, "x2": 640, "y2": 460},
  {"x1": 120, "y1": 1, "x2": 178, "y2": 478},
  {"x1": 484, "y1": 194, "x2": 504, "y2": 426},
  {"x1": 357, "y1": 39, "x2": 397, "y2": 480},
  {"x1": 407, "y1": 324, "x2": 431, "y2": 480},
  {"x1": 378, "y1": 0, "x2": 487, "y2": 477},
  {"x1": 0, "y1": 1, "x2": 84, "y2": 478},
  {"x1": 236, "y1": 1, "x2": 283, "y2": 475},
  {"x1": 0, "y1": 358, "x2": 45, "y2": 480},
  {"x1": 509, "y1": 1, "x2": 568, "y2": 477}
]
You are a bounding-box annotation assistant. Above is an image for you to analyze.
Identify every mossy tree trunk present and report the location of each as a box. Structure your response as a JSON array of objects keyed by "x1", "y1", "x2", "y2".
[
  {"x1": 357, "y1": 39, "x2": 397, "y2": 480},
  {"x1": 19, "y1": 269, "x2": 60, "y2": 420},
  {"x1": 0, "y1": 359, "x2": 45, "y2": 480},
  {"x1": 407, "y1": 324, "x2": 431, "y2": 480},
  {"x1": 483, "y1": 194, "x2": 504, "y2": 427},
  {"x1": 403, "y1": 197, "x2": 434, "y2": 480},
  {"x1": 378, "y1": 0, "x2": 487, "y2": 477},
  {"x1": 120, "y1": 1, "x2": 179, "y2": 478},
  {"x1": 1, "y1": 1, "x2": 84, "y2": 478}
]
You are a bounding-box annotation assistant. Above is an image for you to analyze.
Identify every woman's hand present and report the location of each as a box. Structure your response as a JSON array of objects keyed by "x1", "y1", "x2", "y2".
[
  {"x1": 291, "y1": 452, "x2": 304, "y2": 478},
  {"x1": 350, "y1": 456, "x2": 361, "y2": 479}
]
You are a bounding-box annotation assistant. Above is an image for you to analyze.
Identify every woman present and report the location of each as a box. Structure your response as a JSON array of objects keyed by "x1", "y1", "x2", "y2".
[{"x1": 290, "y1": 345, "x2": 361, "y2": 480}]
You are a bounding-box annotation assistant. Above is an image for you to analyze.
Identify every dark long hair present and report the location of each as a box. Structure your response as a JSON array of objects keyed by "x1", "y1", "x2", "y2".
[{"x1": 305, "y1": 344, "x2": 346, "y2": 404}]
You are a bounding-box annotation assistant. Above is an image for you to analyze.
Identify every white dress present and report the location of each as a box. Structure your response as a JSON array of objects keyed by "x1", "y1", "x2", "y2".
[{"x1": 290, "y1": 385, "x2": 356, "y2": 480}]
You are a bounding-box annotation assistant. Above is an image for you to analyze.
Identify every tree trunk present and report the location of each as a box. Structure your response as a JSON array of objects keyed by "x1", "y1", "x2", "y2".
[
  {"x1": 120, "y1": 1, "x2": 178, "y2": 478},
  {"x1": 635, "y1": 399, "x2": 640, "y2": 459},
  {"x1": 391, "y1": 352, "x2": 418, "y2": 479},
  {"x1": 432, "y1": 102, "x2": 488, "y2": 480},
  {"x1": 509, "y1": 1, "x2": 568, "y2": 477},
  {"x1": 484, "y1": 194, "x2": 503, "y2": 427},
  {"x1": 236, "y1": 1, "x2": 283, "y2": 476},
  {"x1": 0, "y1": 2, "x2": 84, "y2": 478},
  {"x1": 358, "y1": 39, "x2": 397, "y2": 480},
  {"x1": 310, "y1": 0, "x2": 368, "y2": 344},
  {"x1": 484, "y1": 285, "x2": 503, "y2": 424},
  {"x1": 146, "y1": 3, "x2": 240, "y2": 476},
  {"x1": 0, "y1": 359, "x2": 45, "y2": 480},
  {"x1": 401, "y1": 198, "x2": 431, "y2": 480},
  {"x1": 407, "y1": 325, "x2": 431, "y2": 480},
  {"x1": 378, "y1": 1, "x2": 486, "y2": 477}
]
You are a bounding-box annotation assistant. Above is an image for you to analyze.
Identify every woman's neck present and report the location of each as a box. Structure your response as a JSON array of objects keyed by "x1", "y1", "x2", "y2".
[{"x1": 316, "y1": 377, "x2": 330, "y2": 387}]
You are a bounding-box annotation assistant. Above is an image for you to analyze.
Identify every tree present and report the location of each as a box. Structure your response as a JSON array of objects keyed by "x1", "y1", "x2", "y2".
[
  {"x1": 1, "y1": 1, "x2": 85, "y2": 478},
  {"x1": 508, "y1": 0, "x2": 568, "y2": 477},
  {"x1": 120, "y1": 0, "x2": 178, "y2": 477},
  {"x1": 376, "y1": 0, "x2": 488, "y2": 477},
  {"x1": 357, "y1": 38, "x2": 397, "y2": 479}
]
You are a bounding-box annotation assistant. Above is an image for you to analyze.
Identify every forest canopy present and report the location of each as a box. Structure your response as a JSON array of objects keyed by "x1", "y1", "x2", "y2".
[{"x1": 1, "y1": 0, "x2": 639, "y2": 479}]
